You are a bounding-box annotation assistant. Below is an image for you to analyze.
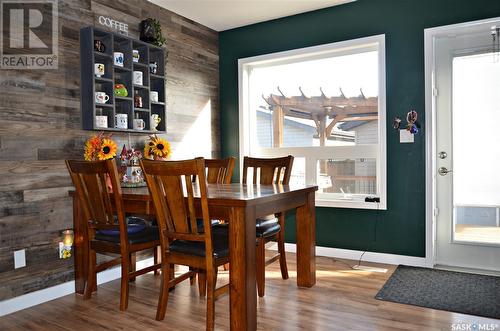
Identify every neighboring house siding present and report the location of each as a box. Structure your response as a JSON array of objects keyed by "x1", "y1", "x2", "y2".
[
  {"x1": 256, "y1": 112, "x2": 272, "y2": 147},
  {"x1": 355, "y1": 121, "x2": 379, "y2": 144},
  {"x1": 256, "y1": 111, "x2": 315, "y2": 147}
]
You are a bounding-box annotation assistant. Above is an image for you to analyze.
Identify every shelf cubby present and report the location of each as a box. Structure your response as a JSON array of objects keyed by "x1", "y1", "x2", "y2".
[{"x1": 80, "y1": 26, "x2": 167, "y2": 133}]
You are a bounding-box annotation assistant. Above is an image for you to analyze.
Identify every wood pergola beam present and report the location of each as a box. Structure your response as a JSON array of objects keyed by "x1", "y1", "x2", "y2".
[
  {"x1": 267, "y1": 93, "x2": 378, "y2": 108},
  {"x1": 264, "y1": 90, "x2": 379, "y2": 147}
]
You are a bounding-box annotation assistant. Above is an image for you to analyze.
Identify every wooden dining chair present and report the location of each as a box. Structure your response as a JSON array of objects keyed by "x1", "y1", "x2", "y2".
[
  {"x1": 205, "y1": 157, "x2": 235, "y2": 184},
  {"x1": 242, "y1": 155, "x2": 294, "y2": 297},
  {"x1": 141, "y1": 157, "x2": 229, "y2": 329},
  {"x1": 192, "y1": 157, "x2": 235, "y2": 288},
  {"x1": 65, "y1": 159, "x2": 161, "y2": 311}
]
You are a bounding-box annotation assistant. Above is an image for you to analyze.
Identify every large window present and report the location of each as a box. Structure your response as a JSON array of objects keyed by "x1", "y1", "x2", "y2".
[{"x1": 238, "y1": 35, "x2": 386, "y2": 209}]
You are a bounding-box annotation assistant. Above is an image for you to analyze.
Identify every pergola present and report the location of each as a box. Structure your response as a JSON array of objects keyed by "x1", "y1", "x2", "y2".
[{"x1": 263, "y1": 87, "x2": 378, "y2": 147}]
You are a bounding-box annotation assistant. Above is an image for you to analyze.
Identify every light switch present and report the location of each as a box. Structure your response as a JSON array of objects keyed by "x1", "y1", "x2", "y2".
[
  {"x1": 399, "y1": 129, "x2": 414, "y2": 143},
  {"x1": 14, "y1": 249, "x2": 26, "y2": 269}
]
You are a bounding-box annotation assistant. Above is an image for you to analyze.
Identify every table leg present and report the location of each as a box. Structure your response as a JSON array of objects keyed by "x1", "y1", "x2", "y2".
[
  {"x1": 229, "y1": 206, "x2": 257, "y2": 331},
  {"x1": 73, "y1": 194, "x2": 88, "y2": 295},
  {"x1": 296, "y1": 191, "x2": 316, "y2": 287}
]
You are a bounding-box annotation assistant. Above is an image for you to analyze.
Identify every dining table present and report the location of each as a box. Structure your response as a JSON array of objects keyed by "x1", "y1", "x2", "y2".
[{"x1": 70, "y1": 182, "x2": 318, "y2": 331}]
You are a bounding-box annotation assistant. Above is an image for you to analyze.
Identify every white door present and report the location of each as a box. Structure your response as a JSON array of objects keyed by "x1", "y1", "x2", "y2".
[{"x1": 433, "y1": 19, "x2": 500, "y2": 272}]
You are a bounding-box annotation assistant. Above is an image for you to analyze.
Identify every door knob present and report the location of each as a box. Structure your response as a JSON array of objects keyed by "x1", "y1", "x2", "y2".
[{"x1": 438, "y1": 167, "x2": 452, "y2": 176}]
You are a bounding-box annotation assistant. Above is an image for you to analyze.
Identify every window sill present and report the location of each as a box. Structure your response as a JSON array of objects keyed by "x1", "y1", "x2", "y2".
[{"x1": 315, "y1": 197, "x2": 386, "y2": 210}]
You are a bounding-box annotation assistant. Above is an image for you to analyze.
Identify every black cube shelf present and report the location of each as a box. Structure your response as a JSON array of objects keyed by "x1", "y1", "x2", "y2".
[{"x1": 80, "y1": 26, "x2": 166, "y2": 133}]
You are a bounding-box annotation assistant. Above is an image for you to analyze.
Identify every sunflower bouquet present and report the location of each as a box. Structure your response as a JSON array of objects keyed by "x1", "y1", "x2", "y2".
[
  {"x1": 144, "y1": 135, "x2": 171, "y2": 160},
  {"x1": 83, "y1": 132, "x2": 118, "y2": 161}
]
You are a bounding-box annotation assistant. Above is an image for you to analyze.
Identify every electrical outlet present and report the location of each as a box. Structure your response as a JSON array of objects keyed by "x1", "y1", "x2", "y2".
[{"x1": 14, "y1": 249, "x2": 26, "y2": 269}]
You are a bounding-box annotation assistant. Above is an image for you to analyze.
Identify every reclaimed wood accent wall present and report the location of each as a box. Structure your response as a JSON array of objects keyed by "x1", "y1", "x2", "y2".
[{"x1": 0, "y1": 0, "x2": 219, "y2": 300}]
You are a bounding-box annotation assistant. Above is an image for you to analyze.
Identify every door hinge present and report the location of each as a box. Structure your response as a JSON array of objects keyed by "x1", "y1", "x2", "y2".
[
  {"x1": 434, "y1": 208, "x2": 439, "y2": 217},
  {"x1": 433, "y1": 88, "x2": 438, "y2": 97}
]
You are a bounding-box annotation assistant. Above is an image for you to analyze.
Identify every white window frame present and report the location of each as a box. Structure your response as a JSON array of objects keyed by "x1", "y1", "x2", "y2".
[{"x1": 238, "y1": 34, "x2": 387, "y2": 210}]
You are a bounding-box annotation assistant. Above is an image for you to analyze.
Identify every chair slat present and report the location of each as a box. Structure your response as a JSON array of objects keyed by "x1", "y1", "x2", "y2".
[
  {"x1": 184, "y1": 175, "x2": 199, "y2": 234},
  {"x1": 73, "y1": 166, "x2": 116, "y2": 230},
  {"x1": 161, "y1": 175, "x2": 190, "y2": 234}
]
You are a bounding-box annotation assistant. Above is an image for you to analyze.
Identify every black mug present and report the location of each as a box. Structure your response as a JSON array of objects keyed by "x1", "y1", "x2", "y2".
[{"x1": 94, "y1": 40, "x2": 105, "y2": 53}]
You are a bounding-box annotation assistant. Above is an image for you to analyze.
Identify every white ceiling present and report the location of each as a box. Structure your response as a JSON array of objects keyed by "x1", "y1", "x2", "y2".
[{"x1": 149, "y1": 0, "x2": 355, "y2": 31}]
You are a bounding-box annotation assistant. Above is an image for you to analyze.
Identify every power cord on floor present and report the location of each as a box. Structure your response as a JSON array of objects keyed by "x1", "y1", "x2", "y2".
[
  {"x1": 332, "y1": 201, "x2": 380, "y2": 270},
  {"x1": 356, "y1": 201, "x2": 380, "y2": 268}
]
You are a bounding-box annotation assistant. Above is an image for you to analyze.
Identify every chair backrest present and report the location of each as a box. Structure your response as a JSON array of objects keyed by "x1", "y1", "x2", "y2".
[
  {"x1": 242, "y1": 155, "x2": 294, "y2": 185},
  {"x1": 204, "y1": 157, "x2": 235, "y2": 184},
  {"x1": 140, "y1": 158, "x2": 214, "y2": 259},
  {"x1": 65, "y1": 159, "x2": 126, "y2": 239}
]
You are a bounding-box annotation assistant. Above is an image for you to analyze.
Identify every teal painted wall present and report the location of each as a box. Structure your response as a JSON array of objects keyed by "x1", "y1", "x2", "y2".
[{"x1": 219, "y1": 0, "x2": 500, "y2": 257}]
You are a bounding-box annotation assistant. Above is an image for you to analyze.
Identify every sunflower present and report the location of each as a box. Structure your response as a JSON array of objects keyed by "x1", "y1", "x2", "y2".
[
  {"x1": 97, "y1": 138, "x2": 117, "y2": 160},
  {"x1": 151, "y1": 138, "x2": 170, "y2": 158},
  {"x1": 144, "y1": 135, "x2": 171, "y2": 160}
]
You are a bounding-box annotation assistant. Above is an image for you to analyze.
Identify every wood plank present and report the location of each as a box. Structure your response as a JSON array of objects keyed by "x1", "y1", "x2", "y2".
[{"x1": 0, "y1": 0, "x2": 220, "y2": 301}]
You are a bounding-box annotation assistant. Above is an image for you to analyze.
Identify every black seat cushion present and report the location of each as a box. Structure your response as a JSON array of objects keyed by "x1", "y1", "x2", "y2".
[
  {"x1": 256, "y1": 215, "x2": 280, "y2": 238},
  {"x1": 168, "y1": 225, "x2": 229, "y2": 258},
  {"x1": 151, "y1": 218, "x2": 220, "y2": 233},
  {"x1": 97, "y1": 216, "x2": 147, "y2": 235},
  {"x1": 212, "y1": 215, "x2": 281, "y2": 238},
  {"x1": 94, "y1": 216, "x2": 159, "y2": 244},
  {"x1": 197, "y1": 218, "x2": 222, "y2": 233}
]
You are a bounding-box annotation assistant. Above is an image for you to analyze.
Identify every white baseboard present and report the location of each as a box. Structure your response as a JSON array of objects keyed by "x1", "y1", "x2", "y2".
[
  {"x1": 269, "y1": 243, "x2": 429, "y2": 267},
  {"x1": 0, "y1": 257, "x2": 154, "y2": 317}
]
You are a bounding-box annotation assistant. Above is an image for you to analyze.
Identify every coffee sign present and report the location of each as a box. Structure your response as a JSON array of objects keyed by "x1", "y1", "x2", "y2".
[{"x1": 97, "y1": 15, "x2": 128, "y2": 35}]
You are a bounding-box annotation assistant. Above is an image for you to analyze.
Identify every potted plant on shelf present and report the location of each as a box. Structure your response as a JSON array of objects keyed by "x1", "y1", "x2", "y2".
[{"x1": 140, "y1": 18, "x2": 166, "y2": 47}]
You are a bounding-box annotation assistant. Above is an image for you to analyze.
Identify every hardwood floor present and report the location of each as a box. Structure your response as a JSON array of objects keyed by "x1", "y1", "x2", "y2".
[
  {"x1": 1, "y1": 253, "x2": 498, "y2": 330},
  {"x1": 455, "y1": 224, "x2": 500, "y2": 245}
]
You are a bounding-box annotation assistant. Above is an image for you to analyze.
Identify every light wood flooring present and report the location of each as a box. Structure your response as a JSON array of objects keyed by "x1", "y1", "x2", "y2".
[
  {"x1": 1, "y1": 253, "x2": 498, "y2": 330},
  {"x1": 455, "y1": 224, "x2": 500, "y2": 245}
]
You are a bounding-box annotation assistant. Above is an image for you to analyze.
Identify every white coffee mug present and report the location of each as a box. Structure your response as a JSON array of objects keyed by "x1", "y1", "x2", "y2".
[
  {"x1": 114, "y1": 52, "x2": 124, "y2": 67},
  {"x1": 133, "y1": 118, "x2": 145, "y2": 130},
  {"x1": 95, "y1": 115, "x2": 108, "y2": 128},
  {"x1": 133, "y1": 71, "x2": 143, "y2": 85},
  {"x1": 115, "y1": 113, "x2": 128, "y2": 129},
  {"x1": 132, "y1": 49, "x2": 140, "y2": 63},
  {"x1": 150, "y1": 91, "x2": 159, "y2": 103},
  {"x1": 95, "y1": 92, "x2": 109, "y2": 104},
  {"x1": 94, "y1": 63, "x2": 105, "y2": 77}
]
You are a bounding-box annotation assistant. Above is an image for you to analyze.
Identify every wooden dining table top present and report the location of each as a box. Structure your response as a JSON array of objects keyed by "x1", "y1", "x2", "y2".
[{"x1": 117, "y1": 183, "x2": 318, "y2": 206}]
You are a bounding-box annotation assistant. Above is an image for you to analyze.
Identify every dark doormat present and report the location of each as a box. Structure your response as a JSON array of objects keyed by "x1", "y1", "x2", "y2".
[{"x1": 375, "y1": 265, "x2": 500, "y2": 319}]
